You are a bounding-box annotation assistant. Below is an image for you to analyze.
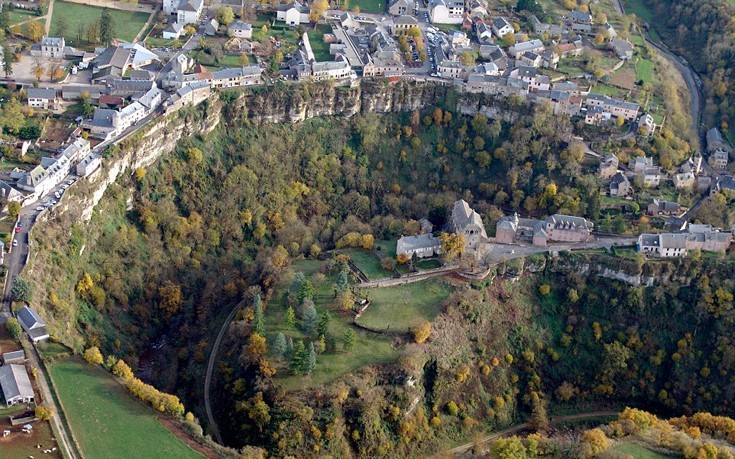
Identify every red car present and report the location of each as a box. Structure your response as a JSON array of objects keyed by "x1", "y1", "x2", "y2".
[{"x1": 14, "y1": 226, "x2": 21, "y2": 233}]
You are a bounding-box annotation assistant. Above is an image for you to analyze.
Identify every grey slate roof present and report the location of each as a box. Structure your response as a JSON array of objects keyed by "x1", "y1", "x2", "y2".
[
  {"x1": 27, "y1": 88, "x2": 57, "y2": 100},
  {"x1": 0, "y1": 364, "x2": 33, "y2": 402},
  {"x1": 397, "y1": 234, "x2": 441, "y2": 253},
  {"x1": 2, "y1": 350, "x2": 25, "y2": 364}
]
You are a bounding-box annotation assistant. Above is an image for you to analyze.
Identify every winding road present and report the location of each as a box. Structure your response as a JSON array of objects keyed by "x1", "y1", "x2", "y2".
[
  {"x1": 203, "y1": 297, "x2": 247, "y2": 445},
  {"x1": 435, "y1": 411, "x2": 619, "y2": 457},
  {"x1": 611, "y1": 0, "x2": 704, "y2": 146}
]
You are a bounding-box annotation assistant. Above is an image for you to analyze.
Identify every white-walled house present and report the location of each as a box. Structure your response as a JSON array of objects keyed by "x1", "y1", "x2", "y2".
[
  {"x1": 0, "y1": 365, "x2": 34, "y2": 406},
  {"x1": 27, "y1": 88, "x2": 58, "y2": 110},
  {"x1": 76, "y1": 152, "x2": 103, "y2": 177},
  {"x1": 277, "y1": 1, "x2": 310, "y2": 26},
  {"x1": 228, "y1": 21, "x2": 253, "y2": 39},
  {"x1": 429, "y1": 0, "x2": 464, "y2": 24}
]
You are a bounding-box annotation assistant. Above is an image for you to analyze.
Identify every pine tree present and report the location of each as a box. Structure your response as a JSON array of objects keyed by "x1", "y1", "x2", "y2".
[
  {"x1": 99, "y1": 8, "x2": 115, "y2": 46},
  {"x1": 2, "y1": 46, "x2": 13, "y2": 77},
  {"x1": 317, "y1": 335, "x2": 327, "y2": 354},
  {"x1": 283, "y1": 306, "x2": 296, "y2": 328},
  {"x1": 342, "y1": 329, "x2": 356, "y2": 351},
  {"x1": 252, "y1": 294, "x2": 264, "y2": 335},
  {"x1": 302, "y1": 302, "x2": 318, "y2": 335},
  {"x1": 289, "y1": 341, "x2": 306, "y2": 375},
  {"x1": 304, "y1": 342, "x2": 316, "y2": 374},
  {"x1": 335, "y1": 270, "x2": 349, "y2": 293},
  {"x1": 317, "y1": 310, "x2": 331, "y2": 337},
  {"x1": 272, "y1": 333, "x2": 287, "y2": 360},
  {"x1": 285, "y1": 337, "x2": 294, "y2": 359},
  {"x1": 298, "y1": 280, "x2": 315, "y2": 303}
]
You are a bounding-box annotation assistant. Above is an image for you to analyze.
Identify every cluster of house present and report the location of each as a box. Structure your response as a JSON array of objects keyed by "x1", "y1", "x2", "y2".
[
  {"x1": 0, "y1": 138, "x2": 99, "y2": 204},
  {"x1": 706, "y1": 127, "x2": 731, "y2": 171},
  {"x1": 286, "y1": 13, "x2": 406, "y2": 82},
  {"x1": 396, "y1": 200, "x2": 596, "y2": 259},
  {"x1": 601, "y1": 153, "x2": 709, "y2": 199},
  {"x1": 0, "y1": 306, "x2": 50, "y2": 408},
  {"x1": 396, "y1": 199, "x2": 488, "y2": 259},
  {"x1": 495, "y1": 212, "x2": 594, "y2": 246},
  {"x1": 638, "y1": 223, "x2": 732, "y2": 257}
]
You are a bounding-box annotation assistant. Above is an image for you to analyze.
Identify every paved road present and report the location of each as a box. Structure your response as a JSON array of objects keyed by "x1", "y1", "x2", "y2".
[
  {"x1": 203, "y1": 297, "x2": 247, "y2": 445},
  {"x1": 435, "y1": 411, "x2": 619, "y2": 457},
  {"x1": 611, "y1": 0, "x2": 704, "y2": 147}
]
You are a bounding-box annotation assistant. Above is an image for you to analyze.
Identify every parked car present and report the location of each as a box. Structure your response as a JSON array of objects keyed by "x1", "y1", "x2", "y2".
[
  {"x1": 12, "y1": 240, "x2": 18, "y2": 247},
  {"x1": 14, "y1": 226, "x2": 21, "y2": 233},
  {"x1": 35, "y1": 206, "x2": 44, "y2": 211},
  {"x1": 16, "y1": 221, "x2": 22, "y2": 227},
  {"x1": 62, "y1": 184, "x2": 69, "y2": 189}
]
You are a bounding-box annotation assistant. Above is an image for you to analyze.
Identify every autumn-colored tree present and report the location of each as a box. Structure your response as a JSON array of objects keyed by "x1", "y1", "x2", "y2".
[
  {"x1": 25, "y1": 21, "x2": 43, "y2": 41},
  {"x1": 247, "y1": 333, "x2": 268, "y2": 359},
  {"x1": 412, "y1": 321, "x2": 431, "y2": 344},
  {"x1": 7, "y1": 201, "x2": 21, "y2": 218},
  {"x1": 35, "y1": 405, "x2": 54, "y2": 421},
  {"x1": 438, "y1": 232, "x2": 465, "y2": 261},
  {"x1": 309, "y1": 0, "x2": 329, "y2": 22},
  {"x1": 158, "y1": 283, "x2": 183, "y2": 318},
  {"x1": 248, "y1": 392, "x2": 271, "y2": 432},
  {"x1": 578, "y1": 428, "x2": 609, "y2": 458},
  {"x1": 538, "y1": 284, "x2": 551, "y2": 295},
  {"x1": 83, "y1": 346, "x2": 104, "y2": 365},
  {"x1": 529, "y1": 392, "x2": 549, "y2": 431},
  {"x1": 112, "y1": 359, "x2": 134, "y2": 380}
]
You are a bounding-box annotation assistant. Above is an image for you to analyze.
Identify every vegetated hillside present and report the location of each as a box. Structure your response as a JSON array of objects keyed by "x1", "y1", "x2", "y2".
[
  {"x1": 24, "y1": 93, "x2": 735, "y2": 456},
  {"x1": 638, "y1": 0, "x2": 735, "y2": 133},
  {"x1": 485, "y1": 407, "x2": 735, "y2": 458}
]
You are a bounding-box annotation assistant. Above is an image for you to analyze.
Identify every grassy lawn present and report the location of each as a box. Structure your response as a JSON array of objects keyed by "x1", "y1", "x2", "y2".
[
  {"x1": 613, "y1": 442, "x2": 674, "y2": 458},
  {"x1": 48, "y1": 359, "x2": 202, "y2": 459},
  {"x1": 144, "y1": 36, "x2": 183, "y2": 50},
  {"x1": 251, "y1": 14, "x2": 300, "y2": 54},
  {"x1": 375, "y1": 239, "x2": 397, "y2": 258},
  {"x1": 624, "y1": 0, "x2": 654, "y2": 22},
  {"x1": 416, "y1": 259, "x2": 442, "y2": 270},
  {"x1": 636, "y1": 58, "x2": 654, "y2": 84},
  {"x1": 340, "y1": 248, "x2": 389, "y2": 280},
  {"x1": 9, "y1": 9, "x2": 38, "y2": 25},
  {"x1": 307, "y1": 24, "x2": 332, "y2": 62},
  {"x1": 356, "y1": 279, "x2": 451, "y2": 331},
  {"x1": 50, "y1": 1, "x2": 150, "y2": 45},
  {"x1": 37, "y1": 341, "x2": 73, "y2": 360},
  {"x1": 266, "y1": 259, "x2": 398, "y2": 389},
  {"x1": 202, "y1": 53, "x2": 251, "y2": 70},
  {"x1": 350, "y1": 0, "x2": 385, "y2": 13},
  {"x1": 592, "y1": 83, "x2": 626, "y2": 98}
]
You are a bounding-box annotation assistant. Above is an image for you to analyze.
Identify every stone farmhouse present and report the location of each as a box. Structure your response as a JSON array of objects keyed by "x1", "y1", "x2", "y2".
[{"x1": 396, "y1": 233, "x2": 442, "y2": 258}]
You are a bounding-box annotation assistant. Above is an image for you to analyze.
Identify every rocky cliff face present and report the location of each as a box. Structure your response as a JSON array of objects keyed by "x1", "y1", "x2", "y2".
[
  {"x1": 49, "y1": 99, "x2": 222, "y2": 224},
  {"x1": 226, "y1": 80, "x2": 524, "y2": 124},
  {"x1": 53, "y1": 80, "x2": 526, "y2": 223}
]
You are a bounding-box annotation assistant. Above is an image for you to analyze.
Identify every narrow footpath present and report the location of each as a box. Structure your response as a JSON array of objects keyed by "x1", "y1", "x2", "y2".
[{"x1": 436, "y1": 411, "x2": 619, "y2": 457}]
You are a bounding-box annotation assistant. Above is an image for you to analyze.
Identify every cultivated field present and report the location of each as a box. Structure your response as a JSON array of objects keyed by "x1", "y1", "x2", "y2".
[
  {"x1": 50, "y1": 1, "x2": 149, "y2": 45},
  {"x1": 48, "y1": 359, "x2": 202, "y2": 459}
]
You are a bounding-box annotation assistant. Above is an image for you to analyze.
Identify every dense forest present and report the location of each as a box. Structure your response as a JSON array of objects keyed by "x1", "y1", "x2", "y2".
[
  {"x1": 24, "y1": 94, "x2": 735, "y2": 457},
  {"x1": 638, "y1": 0, "x2": 735, "y2": 134}
]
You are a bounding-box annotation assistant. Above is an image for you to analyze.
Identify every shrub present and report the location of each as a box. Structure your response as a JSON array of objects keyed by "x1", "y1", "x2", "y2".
[{"x1": 83, "y1": 346, "x2": 103, "y2": 365}]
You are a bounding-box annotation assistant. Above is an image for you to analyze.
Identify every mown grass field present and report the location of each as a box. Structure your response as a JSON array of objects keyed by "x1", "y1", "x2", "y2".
[
  {"x1": 636, "y1": 58, "x2": 654, "y2": 84},
  {"x1": 49, "y1": 359, "x2": 202, "y2": 459},
  {"x1": 50, "y1": 1, "x2": 149, "y2": 45},
  {"x1": 612, "y1": 442, "x2": 674, "y2": 458},
  {"x1": 356, "y1": 279, "x2": 451, "y2": 331},
  {"x1": 350, "y1": 0, "x2": 385, "y2": 13},
  {"x1": 307, "y1": 24, "x2": 333, "y2": 62},
  {"x1": 340, "y1": 248, "x2": 388, "y2": 280},
  {"x1": 9, "y1": 9, "x2": 37, "y2": 25}
]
